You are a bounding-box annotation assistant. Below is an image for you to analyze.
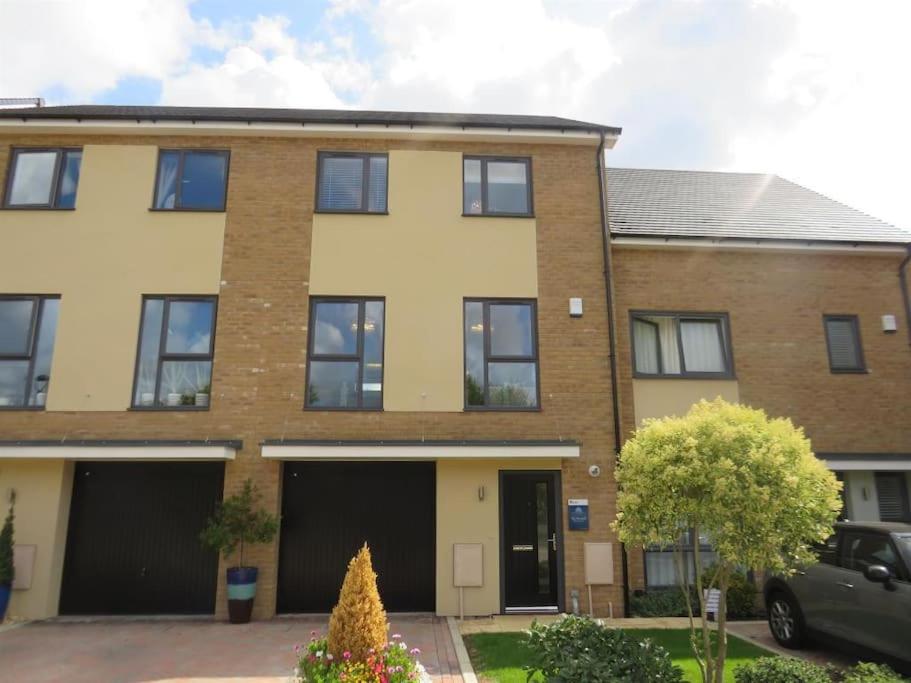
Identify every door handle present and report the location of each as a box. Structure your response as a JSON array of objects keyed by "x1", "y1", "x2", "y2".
[
  {"x1": 548, "y1": 534, "x2": 557, "y2": 552},
  {"x1": 836, "y1": 581, "x2": 854, "y2": 589}
]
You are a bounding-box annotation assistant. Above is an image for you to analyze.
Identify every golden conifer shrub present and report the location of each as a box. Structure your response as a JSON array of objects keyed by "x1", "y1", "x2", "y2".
[{"x1": 327, "y1": 544, "x2": 388, "y2": 660}]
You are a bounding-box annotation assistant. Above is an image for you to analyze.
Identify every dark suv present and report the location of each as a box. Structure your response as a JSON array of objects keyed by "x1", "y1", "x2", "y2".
[{"x1": 764, "y1": 521, "x2": 911, "y2": 664}]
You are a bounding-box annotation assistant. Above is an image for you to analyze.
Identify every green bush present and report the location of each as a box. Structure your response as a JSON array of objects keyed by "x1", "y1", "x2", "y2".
[
  {"x1": 630, "y1": 589, "x2": 690, "y2": 617},
  {"x1": 525, "y1": 614, "x2": 684, "y2": 682},
  {"x1": 702, "y1": 564, "x2": 759, "y2": 618},
  {"x1": 0, "y1": 493, "x2": 15, "y2": 586},
  {"x1": 841, "y1": 662, "x2": 907, "y2": 682},
  {"x1": 735, "y1": 657, "x2": 833, "y2": 683}
]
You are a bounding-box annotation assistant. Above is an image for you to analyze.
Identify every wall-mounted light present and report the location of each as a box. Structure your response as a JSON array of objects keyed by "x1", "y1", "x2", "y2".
[
  {"x1": 569, "y1": 298, "x2": 583, "y2": 318},
  {"x1": 882, "y1": 315, "x2": 898, "y2": 333},
  {"x1": 862, "y1": 486, "x2": 869, "y2": 501},
  {"x1": 478, "y1": 485, "x2": 485, "y2": 501}
]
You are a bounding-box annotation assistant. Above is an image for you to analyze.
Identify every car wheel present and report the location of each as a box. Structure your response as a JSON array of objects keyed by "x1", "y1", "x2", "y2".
[{"x1": 768, "y1": 591, "x2": 805, "y2": 648}]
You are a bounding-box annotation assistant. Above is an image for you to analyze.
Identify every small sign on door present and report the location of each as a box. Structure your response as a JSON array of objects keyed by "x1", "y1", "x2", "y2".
[{"x1": 568, "y1": 498, "x2": 589, "y2": 531}]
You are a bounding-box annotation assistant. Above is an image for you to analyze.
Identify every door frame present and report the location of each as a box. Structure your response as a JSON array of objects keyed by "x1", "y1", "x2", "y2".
[{"x1": 497, "y1": 469, "x2": 565, "y2": 614}]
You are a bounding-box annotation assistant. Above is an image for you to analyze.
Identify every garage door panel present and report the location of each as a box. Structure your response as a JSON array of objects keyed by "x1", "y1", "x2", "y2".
[
  {"x1": 60, "y1": 462, "x2": 224, "y2": 615},
  {"x1": 278, "y1": 461, "x2": 435, "y2": 613}
]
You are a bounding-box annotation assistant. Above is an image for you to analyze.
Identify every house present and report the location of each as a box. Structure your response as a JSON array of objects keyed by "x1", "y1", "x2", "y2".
[{"x1": 0, "y1": 105, "x2": 907, "y2": 620}]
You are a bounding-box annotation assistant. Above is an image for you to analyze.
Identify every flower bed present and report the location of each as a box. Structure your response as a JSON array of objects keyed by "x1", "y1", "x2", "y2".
[{"x1": 295, "y1": 630, "x2": 428, "y2": 683}]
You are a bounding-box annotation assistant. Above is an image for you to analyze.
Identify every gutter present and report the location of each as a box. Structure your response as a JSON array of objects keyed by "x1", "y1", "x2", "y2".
[
  {"x1": 596, "y1": 132, "x2": 630, "y2": 615},
  {"x1": 900, "y1": 244, "x2": 911, "y2": 345}
]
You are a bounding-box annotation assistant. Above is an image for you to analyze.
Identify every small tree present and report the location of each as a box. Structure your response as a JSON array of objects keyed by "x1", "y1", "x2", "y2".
[
  {"x1": 327, "y1": 544, "x2": 388, "y2": 660},
  {"x1": 0, "y1": 492, "x2": 15, "y2": 586},
  {"x1": 613, "y1": 399, "x2": 841, "y2": 683},
  {"x1": 200, "y1": 479, "x2": 279, "y2": 568}
]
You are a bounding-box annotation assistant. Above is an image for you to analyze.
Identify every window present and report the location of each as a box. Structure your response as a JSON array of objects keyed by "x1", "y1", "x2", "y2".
[
  {"x1": 306, "y1": 298, "x2": 385, "y2": 409},
  {"x1": 464, "y1": 299, "x2": 539, "y2": 409},
  {"x1": 463, "y1": 156, "x2": 533, "y2": 216},
  {"x1": 4, "y1": 148, "x2": 82, "y2": 209},
  {"x1": 132, "y1": 296, "x2": 216, "y2": 409},
  {"x1": 824, "y1": 315, "x2": 865, "y2": 373},
  {"x1": 839, "y1": 531, "x2": 906, "y2": 579},
  {"x1": 153, "y1": 150, "x2": 229, "y2": 210},
  {"x1": 814, "y1": 533, "x2": 840, "y2": 566},
  {"x1": 631, "y1": 312, "x2": 733, "y2": 378},
  {"x1": 0, "y1": 296, "x2": 60, "y2": 408},
  {"x1": 875, "y1": 473, "x2": 911, "y2": 522},
  {"x1": 316, "y1": 152, "x2": 388, "y2": 213},
  {"x1": 645, "y1": 530, "x2": 717, "y2": 587}
]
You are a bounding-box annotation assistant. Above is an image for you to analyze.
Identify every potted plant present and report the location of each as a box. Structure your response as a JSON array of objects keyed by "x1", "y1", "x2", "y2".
[
  {"x1": 0, "y1": 492, "x2": 15, "y2": 623},
  {"x1": 195, "y1": 383, "x2": 210, "y2": 408},
  {"x1": 200, "y1": 479, "x2": 279, "y2": 624}
]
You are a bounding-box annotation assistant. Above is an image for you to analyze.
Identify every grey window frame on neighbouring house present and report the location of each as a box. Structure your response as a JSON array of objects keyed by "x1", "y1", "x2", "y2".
[
  {"x1": 315, "y1": 151, "x2": 389, "y2": 214},
  {"x1": 151, "y1": 149, "x2": 230, "y2": 211},
  {"x1": 131, "y1": 295, "x2": 218, "y2": 410},
  {"x1": 463, "y1": 298, "x2": 540, "y2": 411},
  {"x1": 0, "y1": 294, "x2": 60, "y2": 409},
  {"x1": 630, "y1": 311, "x2": 734, "y2": 379},
  {"x1": 874, "y1": 472, "x2": 911, "y2": 523},
  {"x1": 305, "y1": 297, "x2": 385, "y2": 410},
  {"x1": 3, "y1": 147, "x2": 82, "y2": 209},
  {"x1": 462, "y1": 155, "x2": 534, "y2": 217},
  {"x1": 823, "y1": 314, "x2": 866, "y2": 373}
]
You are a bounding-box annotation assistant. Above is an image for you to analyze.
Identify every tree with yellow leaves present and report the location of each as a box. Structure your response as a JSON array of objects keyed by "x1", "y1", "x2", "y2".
[{"x1": 327, "y1": 544, "x2": 388, "y2": 660}]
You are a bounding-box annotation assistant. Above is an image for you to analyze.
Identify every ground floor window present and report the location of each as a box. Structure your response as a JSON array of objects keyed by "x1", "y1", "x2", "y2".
[{"x1": 644, "y1": 529, "x2": 716, "y2": 587}]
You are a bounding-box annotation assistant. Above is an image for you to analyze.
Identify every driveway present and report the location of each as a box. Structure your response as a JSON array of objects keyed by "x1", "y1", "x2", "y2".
[
  {"x1": 0, "y1": 615, "x2": 463, "y2": 683},
  {"x1": 727, "y1": 620, "x2": 861, "y2": 669}
]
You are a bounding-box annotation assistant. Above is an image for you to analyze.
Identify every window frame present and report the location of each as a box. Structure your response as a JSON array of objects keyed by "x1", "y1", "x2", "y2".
[
  {"x1": 0, "y1": 294, "x2": 60, "y2": 410},
  {"x1": 463, "y1": 298, "x2": 541, "y2": 411},
  {"x1": 150, "y1": 149, "x2": 231, "y2": 212},
  {"x1": 462, "y1": 155, "x2": 534, "y2": 218},
  {"x1": 314, "y1": 151, "x2": 389, "y2": 215},
  {"x1": 823, "y1": 314, "x2": 866, "y2": 374},
  {"x1": 304, "y1": 296, "x2": 386, "y2": 411},
  {"x1": 2, "y1": 147, "x2": 82, "y2": 210},
  {"x1": 130, "y1": 294, "x2": 218, "y2": 411},
  {"x1": 629, "y1": 310, "x2": 735, "y2": 379}
]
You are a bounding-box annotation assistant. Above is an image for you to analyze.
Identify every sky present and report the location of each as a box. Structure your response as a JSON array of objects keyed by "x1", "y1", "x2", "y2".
[{"x1": 1, "y1": 0, "x2": 909, "y2": 232}]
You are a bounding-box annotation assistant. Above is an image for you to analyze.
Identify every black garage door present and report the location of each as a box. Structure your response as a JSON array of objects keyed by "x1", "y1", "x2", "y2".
[
  {"x1": 277, "y1": 461, "x2": 435, "y2": 613},
  {"x1": 60, "y1": 461, "x2": 224, "y2": 615}
]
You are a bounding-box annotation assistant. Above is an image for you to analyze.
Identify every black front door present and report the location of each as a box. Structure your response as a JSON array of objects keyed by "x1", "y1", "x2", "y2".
[
  {"x1": 501, "y1": 471, "x2": 560, "y2": 610},
  {"x1": 59, "y1": 461, "x2": 224, "y2": 615}
]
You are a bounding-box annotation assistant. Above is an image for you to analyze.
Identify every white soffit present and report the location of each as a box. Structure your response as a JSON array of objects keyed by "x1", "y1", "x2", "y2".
[
  {"x1": 822, "y1": 456, "x2": 911, "y2": 471},
  {"x1": 261, "y1": 443, "x2": 580, "y2": 461},
  {"x1": 0, "y1": 445, "x2": 237, "y2": 461},
  {"x1": 612, "y1": 236, "x2": 907, "y2": 256}
]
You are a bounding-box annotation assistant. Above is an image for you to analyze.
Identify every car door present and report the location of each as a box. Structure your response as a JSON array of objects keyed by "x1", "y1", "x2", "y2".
[
  {"x1": 791, "y1": 532, "x2": 851, "y2": 638},
  {"x1": 837, "y1": 530, "x2": 911, "y2": 660}
]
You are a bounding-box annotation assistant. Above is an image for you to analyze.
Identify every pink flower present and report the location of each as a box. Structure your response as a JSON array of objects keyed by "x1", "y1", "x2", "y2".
[
  {"x1": 410, "y1": 647, "x2": 421, "y2": 655},
  {"x1": 310, "y1": 630, "x2": 317, "y2": 636},
  {"x1": 343, "y1": 651, "x2": 351, "y2": 660},
  {"x1": 327, "y1": 653, "x2": 334, "y2": 661},
  {"x1": 392, "y1": 633, "x2": 402, "y2": 640}
]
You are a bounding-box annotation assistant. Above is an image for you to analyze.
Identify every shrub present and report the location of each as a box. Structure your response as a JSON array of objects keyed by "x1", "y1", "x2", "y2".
[
  {"x1": 0, "y1": 493, "x2": 15, "y2": 586},
  {"x1": 295, "y1": 632, "x2": 423, "y2": 683},
  {"x1": 199, "y1": 479, "x2": 279, "y2": 568},
  {"x1": 734, "y1": 657, "x2": 833, "y2": 683},
  {"x1": 327, "y1": 544, "x2": 388, "y2": 661},
  {"x1": 841, "y1": 662, "x2": 907, "y2": 682},
  {"x1": 702, "y1": 564, "x2": 758, "y2": 619},
  {"x1": 525, "y1": 614, "x2": 684, "y2": 682},
  {"x1": 630, "y1": 589, "x2": 690, "y2": 617}
]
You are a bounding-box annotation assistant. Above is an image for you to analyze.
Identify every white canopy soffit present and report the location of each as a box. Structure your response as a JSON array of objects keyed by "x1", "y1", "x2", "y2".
[
  {"x1": 820, "y1": 453, "x2": 911, "y2": 472},
  {"x1": 260, "y1": 439, "x2": 581, "y2": 461},
  {"x1": 0, "y1": 440, "x2": 240, "y2": 461}
]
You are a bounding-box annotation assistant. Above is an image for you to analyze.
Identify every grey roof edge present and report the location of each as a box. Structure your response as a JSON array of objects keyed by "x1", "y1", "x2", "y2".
[
  {"x1": 0, "y1": 439, "x2": 243, "y2": 449},
  {"x1": 260, "y1": 438, "x2": 580, "y2": 447},
  {"x1": 0, "y1": 105, "x2": 622, "y2": 135},
  {"x1": 611, "y1": 232, "x2": 911, "y2": 248},
  {"x1": 817, "y1": 452, "x2": 911, "y2": 460}
]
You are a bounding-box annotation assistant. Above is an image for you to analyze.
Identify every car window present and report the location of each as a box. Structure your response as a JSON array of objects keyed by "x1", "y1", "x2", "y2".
[
  {"x1": 840, "y1": 532, "x2": 901, "y2": 577},
  {"x1": 813, "y1": 533, "x2": 839, "y2": 566}
]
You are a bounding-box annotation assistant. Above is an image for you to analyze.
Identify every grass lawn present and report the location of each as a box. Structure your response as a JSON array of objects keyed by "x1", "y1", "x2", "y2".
[{"x1": 464, "y1": 628, "x2": 771, "y2": 683}]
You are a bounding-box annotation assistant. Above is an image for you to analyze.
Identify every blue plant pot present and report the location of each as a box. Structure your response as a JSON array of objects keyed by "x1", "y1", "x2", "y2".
[
  {"x1": 226, "y1": 566, "x2": 258, "y2": 624},
  {"x1": 0, "y1": 583, "x2": 11, "y2": 623}
]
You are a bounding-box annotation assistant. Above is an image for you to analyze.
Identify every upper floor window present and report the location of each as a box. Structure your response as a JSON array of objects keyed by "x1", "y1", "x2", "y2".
[
  {"x1": 464, "y1": 299, "x2": 539, "y2": 409},
  {"x1": 631, "y1": 311, "x2": 734, "y2": 379},
  {"x1": 0, "y1": 295, "x2": 60, "y2": 408},
  {"x1": 824, "y1": 314, "x2": 865, "y2": 373},
  {"x1": 463, "y1": 156, "x2": 533, "y2": 217},
  {"x1": 153, "y1": 150, "x2": 229, "y2": 211},
  {"x1": 316, "y1": 152, "x2": 388, "y2": 213},
  {"x1": 4, "y1": 148, "x2": 82, "y2": 209},
  {"x1": 132, "y1": 296, "x2": 216, "y2": 409},
  {"x1": 306, "y1": 298, "x2": 385, "y2": 409}
]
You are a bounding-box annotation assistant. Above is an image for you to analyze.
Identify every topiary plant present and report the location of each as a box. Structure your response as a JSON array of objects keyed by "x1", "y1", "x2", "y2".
[
  {"x1": 199, "y1": 479, "x2": 279, "y2": 569},
  {"x1": 0, "y1": 492, "x2": 14, "y2": 586},
  {"x1": 327, "y1": 544, "x2": 388, "y2": 661},
  {"x1": 734, "y1": 657, "x2": 833, "y2": 683}
]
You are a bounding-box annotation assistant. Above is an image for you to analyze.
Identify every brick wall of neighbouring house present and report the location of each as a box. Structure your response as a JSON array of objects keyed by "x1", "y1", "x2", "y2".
[
  {"x1": 0, "y1": 133, "x2": 623, "y2": 619},
  {"x1": 613, "y1": 245, "x2": 911, "y2": 590}
]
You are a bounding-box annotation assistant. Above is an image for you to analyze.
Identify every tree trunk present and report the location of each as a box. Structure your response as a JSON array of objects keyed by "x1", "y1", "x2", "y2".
[
  {"x1": 692, "y1": 525, "x2": 714, "y2": 683},
  {"x1": 714, "y1": 569, "x2": 729, "y2": 683}
]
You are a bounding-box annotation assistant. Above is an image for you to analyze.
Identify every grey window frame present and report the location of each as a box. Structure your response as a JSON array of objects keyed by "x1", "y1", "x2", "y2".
[
  {"x1": 0, "y1": 294, "x2": 60, "y2": 410},
  {"x1": 462, "y1": 155, "x2": 534, "y2": 217},
  {"x1": 3, "y1": 147, "x2": 82, "y2": 210},
  {"x1": 823, "y1": 314, "x2": 866, "y2": 373},
  {"x1": 314, "y1": 151, "x2": 389, "y2": 214},
  {"x1": 874, "y1": 472, "x2": 911, "y2": 523},
  {"x1": 304, "y1": 296, "x2": 385, "y2": 411},
  {"x1": 463, "y1": 298, "x2": 541, "y2": 411},
  {"x1": 151, "y1": 149, "x2": 230, "y2": 212},
  {"x1": 130, "y1": 295, "x2": 218, "y2": 410},
  {"x1": 629, "y1": 310, "x2": 735, "y2": 379}
]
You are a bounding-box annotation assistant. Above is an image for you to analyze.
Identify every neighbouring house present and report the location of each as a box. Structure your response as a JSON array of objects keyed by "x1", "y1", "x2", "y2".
[{"x1": 0, "y1": 105, "x2": 907, "y2": 621}]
